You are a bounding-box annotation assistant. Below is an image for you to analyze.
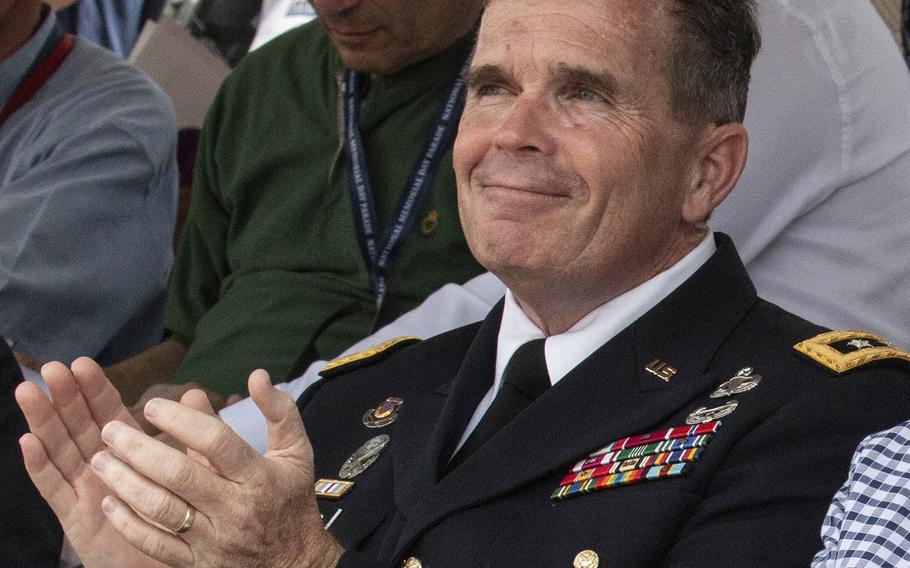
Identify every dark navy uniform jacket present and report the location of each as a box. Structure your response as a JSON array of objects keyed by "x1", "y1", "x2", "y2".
[{"x1": 297, "y1": 235, "x2": 910, "y2": 567}]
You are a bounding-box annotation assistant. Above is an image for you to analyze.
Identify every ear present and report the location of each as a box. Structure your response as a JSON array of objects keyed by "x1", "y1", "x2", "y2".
[{"x1": 682, "y1": 122, "x2": 748, "y2": 224}]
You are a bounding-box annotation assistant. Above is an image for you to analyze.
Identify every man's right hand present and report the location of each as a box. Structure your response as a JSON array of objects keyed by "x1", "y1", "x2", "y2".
[{"x1": 15, "y1": 358, "x2": 166, "y2": 568}]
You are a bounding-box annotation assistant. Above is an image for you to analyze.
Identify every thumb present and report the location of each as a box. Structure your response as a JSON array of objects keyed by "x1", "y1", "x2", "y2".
[{"x1": 248, "y1": 370, "x2": 310, "y2": 458}]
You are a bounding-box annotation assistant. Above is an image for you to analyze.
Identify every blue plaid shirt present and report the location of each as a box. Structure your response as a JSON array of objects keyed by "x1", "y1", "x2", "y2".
[{"x1": 812, "y1": 420, "x2": 910, "y2": 567}]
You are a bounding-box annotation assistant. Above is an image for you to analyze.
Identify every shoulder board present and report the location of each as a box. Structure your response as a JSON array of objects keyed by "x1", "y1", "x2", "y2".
[
  {"x1": 319, "y1": 336, "x2": 421, "y2": 378},
  {"x1": 794, "y1": 329, "x2": 910, "y2": 374}
]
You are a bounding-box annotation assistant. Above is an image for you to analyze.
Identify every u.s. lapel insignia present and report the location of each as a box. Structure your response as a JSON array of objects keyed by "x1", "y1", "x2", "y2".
[
  {"x1": 686, "y1": 400, "x2": 738, "y2": 425},
  {"x1": 363, "y1": 397, "x2": 403, "y2": 428},
  {"x1": 794, "y1": 329, "x2": 910, "y2": 374},
  {"x1": 314, "y1": 479, "x2": 355, "y2": 500},
  {"x1": 339, "y1": 435, "x2": 390, "y2": 480},
  {"x1": 710, "y1": 367, "x2": 762, "y2": 398},
  {"x1": 645, "y1": 358, "x2": 677, "y2": 382}
]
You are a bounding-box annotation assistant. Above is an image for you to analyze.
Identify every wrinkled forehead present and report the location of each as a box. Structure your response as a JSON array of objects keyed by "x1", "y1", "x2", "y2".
[{"x1": 476, "y1": 0, "x2": 672, "y2": 72}]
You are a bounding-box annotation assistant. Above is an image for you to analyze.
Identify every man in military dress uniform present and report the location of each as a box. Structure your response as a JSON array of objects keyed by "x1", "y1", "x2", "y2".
[{"x1": 15, "y1": 0, "x2": 910, "y2": 566}]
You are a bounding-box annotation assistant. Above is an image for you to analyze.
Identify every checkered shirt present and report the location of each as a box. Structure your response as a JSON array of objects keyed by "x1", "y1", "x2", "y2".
[{"x1": 812, "y1": 420, "x2": 910, "y2": 567}]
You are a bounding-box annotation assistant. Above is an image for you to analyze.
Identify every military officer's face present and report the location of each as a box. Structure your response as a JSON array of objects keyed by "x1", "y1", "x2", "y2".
[
  {"x1": 455, "y1": 0, "x2": 705, "y2": 311},
  {"x1": 310, "y1": 0, "x2": 483, "y2": 75}
]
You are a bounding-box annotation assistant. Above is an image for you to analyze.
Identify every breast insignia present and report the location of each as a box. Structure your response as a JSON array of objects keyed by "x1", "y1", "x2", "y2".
[
  {"x1": 363, "y1": 397, "x2": 404, "y2": 428},
  {"x1": 319, "y1": 336, "x2": 421, "y2": 378},
  {"x1": 686, "y1": 400, "x2": 738, "y2": 425},
  {"x1": 710, "y1": 367, "x2": 762, "y2": 398},
  {"x1": 339, "y1": 435, "x2": 391, "y2": 480},
  {"x1": 794, "y1": 330, "x2": 910, "y2": 374},
  {"x1": 574, "y1": 550, "x2": 600, "y2": 568}
]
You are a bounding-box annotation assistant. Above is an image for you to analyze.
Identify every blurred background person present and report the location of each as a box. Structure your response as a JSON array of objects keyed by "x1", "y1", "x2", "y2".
[{"x1": 1, "y1": 0, "x2": 177, "y2": 375}]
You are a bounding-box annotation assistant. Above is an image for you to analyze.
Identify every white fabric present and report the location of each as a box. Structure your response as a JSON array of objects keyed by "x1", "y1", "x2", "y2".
[
  {"x1": 453, "y1": 235, "x2": 715, "y2": 452},
  {"x1": 249, "y1": 0, "x2": 316, "y2": 51},
  {"x1": 714, "y1": 0, "x2": 910, "y2": 349},
  {"x1": 220, "y1": 271, "x2": 505, "y2": 454},
  {"x1": 223, "y1": 0, "x2": 910, "y2": 451}
]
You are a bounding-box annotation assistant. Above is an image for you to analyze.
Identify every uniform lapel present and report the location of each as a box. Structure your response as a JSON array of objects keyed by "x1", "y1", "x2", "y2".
[
  {"x1": 392, "y1": 234, "x2": 757, "y2": 555},
  {"x1": 392, "y1": 302, "x2": 505, "y2": 516}
]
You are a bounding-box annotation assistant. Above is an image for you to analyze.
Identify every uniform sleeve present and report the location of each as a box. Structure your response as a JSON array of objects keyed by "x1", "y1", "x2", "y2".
[
  {"x1": 663, "y1": 372, "x2": 910, "y2": 567},
  {"x1": 0, "y1": 88, "x2": 176, "y2": 363},
  {"x1": 163, "y1": 92, "x2": 232, "y2": 347}
]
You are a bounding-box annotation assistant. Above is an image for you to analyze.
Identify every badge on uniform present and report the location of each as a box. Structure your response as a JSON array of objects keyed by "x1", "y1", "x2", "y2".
[
  {"x1": 686, "y1": 400, "x2": 738, "y2": 425},
  {"x1": 710, "y1": 367, "x2": 761, "y2": 398},
  {"x1": 794, "y1": 329, "x2": 910, "y2": 374},
  {"x1": 363, "y1": 397, "x2": 403, "y2": 428},
  {"x1": 314, "y1": 479, "x2": 355, "y2": 500},
  {"x1": 551, "y1": 422, "x2": 720, "y2": 501},
  {"x1": 339, "y1": 434, "x2": 391, "y2": 480}
]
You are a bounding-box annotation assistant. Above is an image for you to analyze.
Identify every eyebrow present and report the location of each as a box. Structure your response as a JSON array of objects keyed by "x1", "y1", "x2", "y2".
[
  {"x1": 551, "y1": 64, "x2": 619, "y2": 96},
  {"x1": 466, "y1": 64, "x2": 509, "y2": 90},
  {"x1": 466, "y1": 62, "x2": 620, "y2": 96}
]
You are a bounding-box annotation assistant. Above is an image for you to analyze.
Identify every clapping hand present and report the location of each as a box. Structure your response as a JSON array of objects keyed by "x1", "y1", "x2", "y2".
[{"x1": 86, "y1": 369, "x2": 344, "y2": 568}]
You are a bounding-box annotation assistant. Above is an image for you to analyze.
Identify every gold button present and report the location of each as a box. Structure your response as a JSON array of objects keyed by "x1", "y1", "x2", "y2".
[
  {"x1": 574, "y1": 549, "x2": 600, "y2": 568},
  {"x1": 402, "y1": 557, "x2": 423, "y2": 568}
]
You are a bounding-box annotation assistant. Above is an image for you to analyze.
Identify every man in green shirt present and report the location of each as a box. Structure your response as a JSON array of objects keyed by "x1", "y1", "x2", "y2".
[{"x1": 106, "y1": 0, "x2": 486, "y2": 402}]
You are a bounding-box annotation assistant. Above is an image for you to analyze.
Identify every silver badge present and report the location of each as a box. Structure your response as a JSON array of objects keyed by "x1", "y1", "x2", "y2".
[
  {"x1": 339, "y1": 435, "x2": 390, "y2": 480},
  {"x1": 710, "y1": 367, "x2": 762, "y2": 398},
  {"x1": 686, "y1": 400, "x2": 738, "y2": 425}
]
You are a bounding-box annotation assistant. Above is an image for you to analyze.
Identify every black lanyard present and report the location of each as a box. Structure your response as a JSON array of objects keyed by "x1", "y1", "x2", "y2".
[
  {"x1": 1, "y1": 21, "x2": 72, "y2": 125},
  {"x1": 342, "y1": 53, "x2": 471, "y2": 306}
]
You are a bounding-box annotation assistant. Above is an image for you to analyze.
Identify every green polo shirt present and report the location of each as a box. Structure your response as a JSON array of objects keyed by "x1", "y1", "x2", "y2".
[{"x1": 164, "y1": 22, "x2": 483, "y2": 394}]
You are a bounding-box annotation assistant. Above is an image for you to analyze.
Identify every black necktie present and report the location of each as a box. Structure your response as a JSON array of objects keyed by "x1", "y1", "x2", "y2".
[{"x1": 446, "y1": 338, "x2": 550, "y2": 473}]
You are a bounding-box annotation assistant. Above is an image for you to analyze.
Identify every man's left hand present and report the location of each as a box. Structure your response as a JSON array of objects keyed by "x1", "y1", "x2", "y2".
[{"x1": 91, "y1": 369, "x2": 344, "y2": 568}]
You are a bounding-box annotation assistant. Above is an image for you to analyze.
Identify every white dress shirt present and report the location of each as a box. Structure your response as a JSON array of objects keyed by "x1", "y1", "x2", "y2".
[{"x1": 453, "y1": 234, "x2": 716, "y2": 451}]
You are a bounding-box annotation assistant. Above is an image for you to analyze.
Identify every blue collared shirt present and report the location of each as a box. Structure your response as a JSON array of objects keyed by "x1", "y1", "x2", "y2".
[
  {"x1": 812, "y1": 420, "x2": 910, "y2": 567},
  {"x1": 0, "y1": 10, "x2": 177, "y2": 364}
]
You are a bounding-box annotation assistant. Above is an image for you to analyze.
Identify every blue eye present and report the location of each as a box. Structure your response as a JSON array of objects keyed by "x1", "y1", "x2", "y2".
[
  {"x1": 575, "y1": 87, "x2": 605, "y2": 103},
  {"x1": 475, "y1": 84, "x2": 510, "y2": 97}
]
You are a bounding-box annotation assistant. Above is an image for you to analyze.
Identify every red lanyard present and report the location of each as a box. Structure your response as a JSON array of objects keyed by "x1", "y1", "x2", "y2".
[{"x1": 0, "y1": 31, "x2": 74, "y2": 126}]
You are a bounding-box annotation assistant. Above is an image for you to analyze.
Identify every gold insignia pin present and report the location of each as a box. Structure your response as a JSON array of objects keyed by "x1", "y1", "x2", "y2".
[
  {"x1": 574, "y1": 550, "x2": 600, "y2": 568},
  {"x1": 420, "y1": 210, "x2": 438, "y2": 236},
  {"x1": 402, "y1": 557, "x2": 423, "y2": 568},
  {"x1": 645, "y1": 358, "x2": 677, "y2": 382}
]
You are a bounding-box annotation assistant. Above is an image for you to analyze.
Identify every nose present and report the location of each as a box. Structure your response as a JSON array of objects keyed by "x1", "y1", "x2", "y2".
[
  {"x1": 492, "y1": 95, "x2": 557, "y2": 155},
  {"x1": 312, "y1": 0, "x2": 361, "y2": 17}
]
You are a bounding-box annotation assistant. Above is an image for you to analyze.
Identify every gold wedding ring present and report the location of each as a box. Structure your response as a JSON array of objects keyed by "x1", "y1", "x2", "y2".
[{"x1": 174, "y1": 506, "x2": 196, "y2": 534}]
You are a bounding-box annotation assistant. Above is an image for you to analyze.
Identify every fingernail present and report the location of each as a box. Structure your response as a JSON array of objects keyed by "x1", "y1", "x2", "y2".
[
  {"x1": 92, "y1": 452, "x2": 110, "y2": 472},
  {"x1": 101, "y1": 422, "x2": 117, "y2": 444},
  {"x1": 101, "y1": 496, "x2": 117, "y2": 515},
  {"x1": 145, "y1": 399, "x2": 160, "y2": 418}
]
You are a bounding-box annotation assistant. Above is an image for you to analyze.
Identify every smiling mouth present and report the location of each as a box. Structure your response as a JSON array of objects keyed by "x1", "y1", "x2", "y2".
[{"x1": 483, "y1": 183, "x2": 570, "y2": 199}]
